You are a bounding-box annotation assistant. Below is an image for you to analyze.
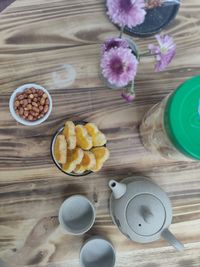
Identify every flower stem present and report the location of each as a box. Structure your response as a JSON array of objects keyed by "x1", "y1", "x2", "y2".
[
  {"x1": 129, "y1": 80, "x2": 135, "y2": 94},
  {"x1": 140, "y1": 52, "x2": 158, "y2": 57},
  {"x1": 119, "y1": 26, "x2": 124, "y2": 38}
]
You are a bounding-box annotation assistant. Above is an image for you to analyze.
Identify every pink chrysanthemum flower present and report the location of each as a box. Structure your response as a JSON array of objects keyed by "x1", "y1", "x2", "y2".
[
  {"x1": 101, "y1": 37, "x2": 129, "y2": 54},
  {"x1": 101, "y1": 47, "x2": 138, "y2": 87},
  {"x1": 148, "y1": 34, "x2": 176, "y2": 72},
  {"x1": 107, "y1": 0, "x2": 146, "y2": 28}
]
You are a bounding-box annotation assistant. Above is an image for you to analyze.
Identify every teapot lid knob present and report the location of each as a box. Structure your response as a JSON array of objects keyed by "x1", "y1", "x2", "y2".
[
  {"x1": 140, "y1": 206, "x2": 154, "y2": 224},
  {"x1": 126, "y1": 194, "x2": 166, "y2": 236}
]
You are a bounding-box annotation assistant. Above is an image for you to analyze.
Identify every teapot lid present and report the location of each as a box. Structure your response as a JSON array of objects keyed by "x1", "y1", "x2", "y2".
[{"x1": 126, "y1": 194, "x2": 166, "y2": 236}]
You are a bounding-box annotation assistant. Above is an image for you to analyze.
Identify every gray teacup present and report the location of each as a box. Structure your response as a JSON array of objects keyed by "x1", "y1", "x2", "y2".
[
  {"x1": 0, "y1": 260, "x2": 10, "y2": 267},
  {"x1": 59, "y1": 195, "x2": 95, "y2": 235},
  {"x1": 80, "y1": 236, "x2": 116, "y2": 267}
]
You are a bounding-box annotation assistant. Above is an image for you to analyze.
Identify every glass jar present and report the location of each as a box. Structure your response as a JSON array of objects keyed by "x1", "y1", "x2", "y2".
[{"x1": 140, "y1": 76, "x2": 200, "y2": 161}]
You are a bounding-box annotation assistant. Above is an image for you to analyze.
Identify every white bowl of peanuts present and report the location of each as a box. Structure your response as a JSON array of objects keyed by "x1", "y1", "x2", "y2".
[{"x1": 9, "y1": 83, "x2": 52, "y2": 126}]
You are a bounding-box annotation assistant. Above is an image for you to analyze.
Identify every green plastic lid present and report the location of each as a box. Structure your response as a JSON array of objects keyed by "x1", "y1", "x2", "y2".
[{"x1": 164, "y1": 76, "x2": 200, "y2": 160}]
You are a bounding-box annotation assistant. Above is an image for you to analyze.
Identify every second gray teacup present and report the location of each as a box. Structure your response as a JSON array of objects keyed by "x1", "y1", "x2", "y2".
[
  {"x1": 59, "y1": 195, "x2": 95, "y2": 235},
  {"x1": 80, "y1": 236, "x2": 116, "y2": 267}
]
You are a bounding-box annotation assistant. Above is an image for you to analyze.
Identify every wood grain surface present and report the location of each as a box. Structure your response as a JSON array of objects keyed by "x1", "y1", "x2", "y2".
[{"x1": 0, "y1": 0, "x2": 200, "y2": 267}]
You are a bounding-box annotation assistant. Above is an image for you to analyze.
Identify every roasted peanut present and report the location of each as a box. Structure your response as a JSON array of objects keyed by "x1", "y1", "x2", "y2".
[
  {"x1": 27, "y1": 104, "x2": 32, "y2": 110},
  {"x1": 28, "y1": 115, "x2": 33, "y2": 121},
  {"x1": 33, "y1": 97, "x2": 38, "y2": 102},
  {"x1": 28, "y1": 94, "x2": 34, "y2": 99},
  {"x1": 23, "y1": 99, "x2": 28, "y2": 106},
  {"x1": 40, "y1": 98, "x2": 45, "y2": 105},
  {"x1": 30, "y1": 110, "x2": 36, "y2": 117},
  {"x1": 19, "y1": 107, "x2": 24, "y2": 115},
  {"x1": 25, "y1": 88, "x2": 32, "y2": 94},
  {"x1": 14, "y1": 100, "x2": 20, "y2": 108},
  {"x1": 42, "y1": 93, "x2": 48, "y2": 99},
  {"x1": 24, "y1": 110, "x2": 29, "y2": 117},
  {"x1": 44, "y1": 105, "x2": 49, "y2": 113},
  {"x1": 32, "y1": 107, "x2": 39, "y2": 113},
  {"x1": 18, "y1": 94, "x2": 24, "y2": 100},
  {"x1": 37, "y1": 90, "x2": 43, "y2": 96},
  {"x1": 31, "y1": 88, "x2": 36, "y2": 93},
  {"x1": 32, "y1": 102, "x2": 38, "y2": 107},
  {"x1": 39, "y1": 105, "x2": 43, "y2": 111}
]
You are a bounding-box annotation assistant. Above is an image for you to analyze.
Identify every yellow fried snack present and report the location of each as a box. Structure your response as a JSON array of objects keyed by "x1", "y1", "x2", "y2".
[
  {"x1": 62, "y1": 161, "x2": 76, "y2": 173},
  {"x1": 74, "y1": 164, "x2": 86, "y2": 174},
  {"x1": 93, "y1": 132, "x2": 107, "y2": 147},
  {"x1": 62, "y1": 148, "x2": 84, "y2": 173},
  {"x1": 74, "y1": 151, "x2": 96, "y2": 174},
  {"x1": 54, "y1": 135, "x2": 67, "y2": 164},
  {"x1": 82, "y1": 151, "x2": 96, "y2": 169},
  {"x1": 75, "y1": 125, "x2": 92, "y2": 150},
  {"x1": 85, "y1": 123, "x2": 99, "y2": 136},
  {"x1": 90, "y1": 147, "x2": 110, "y2": 172},
  {"x1": 85, "y1": 123, "x2": 107, "y2": 147},
  {"x1": 63, "y1": 121, "x2": 76, "y2": 150}
]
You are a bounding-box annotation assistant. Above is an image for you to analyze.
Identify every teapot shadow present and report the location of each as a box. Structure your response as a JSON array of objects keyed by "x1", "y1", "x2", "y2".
[
  {"x1": 102, "y1": 167, "x2": 151, "y2": 182},
  {"x1": 82, "y1": 226, "x2": 112, "y2": 244},
  {"x1": 59, "y1": 184, "x2": 86, "y2": 201}
]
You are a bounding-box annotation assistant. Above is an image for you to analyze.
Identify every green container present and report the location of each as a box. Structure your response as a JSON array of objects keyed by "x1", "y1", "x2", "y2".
[
  {"x1": 140, "y1": 76, "x2": 200, "y2": 160},
  {"x1": 165, "y1": 76, "x2": 200, "y2": 160}
]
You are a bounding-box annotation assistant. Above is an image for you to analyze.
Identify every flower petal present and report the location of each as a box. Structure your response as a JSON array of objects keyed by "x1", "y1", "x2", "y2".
[
  {"x1": 101, "y1": 47, "x2": 138, "y2": 87},
  {"x1": 151, "y1": 34, "x2": 176, "y2": 72},
  {"x1": 107, "y1": 0, "x2": 146, "y2": 28},
  {"x1": 121, "y1": 92, "x2": 135, "y2": 102},
  {"x1": 101, "y1": 37, "x2": 129, "y2": 54}
]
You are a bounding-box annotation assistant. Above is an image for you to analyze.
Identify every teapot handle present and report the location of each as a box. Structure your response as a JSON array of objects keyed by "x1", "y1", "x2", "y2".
[{"x1": 161, "y1": 228, "x2": 184, "y2": 251}]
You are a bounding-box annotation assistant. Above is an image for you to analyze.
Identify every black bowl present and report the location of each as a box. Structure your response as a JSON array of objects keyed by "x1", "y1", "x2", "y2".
[
  {"x1": 122, "y1": 2, "x2": 180, "y2": 37},
  {"x1": 51, "y1": 121, "x2": 92, "y2": 177}
]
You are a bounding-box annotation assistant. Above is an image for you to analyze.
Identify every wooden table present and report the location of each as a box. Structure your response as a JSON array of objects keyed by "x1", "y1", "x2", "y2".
[{"x1": 0, "y1": 1, "x2": 200, "y2": 266}]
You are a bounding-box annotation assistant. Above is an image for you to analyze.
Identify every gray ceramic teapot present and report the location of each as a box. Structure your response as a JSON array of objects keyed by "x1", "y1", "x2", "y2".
[{"x1": 109, "y1": 176, "x2": 184, "y2": 251}]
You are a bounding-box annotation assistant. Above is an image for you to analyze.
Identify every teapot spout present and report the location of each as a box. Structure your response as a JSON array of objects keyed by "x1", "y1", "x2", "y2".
[
  {"x1": 161, "y1": 228, "x2": 184, "y2": 251},
  {"x1": 109, "y1": 180, "x2": 126, "y2": 199}
]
